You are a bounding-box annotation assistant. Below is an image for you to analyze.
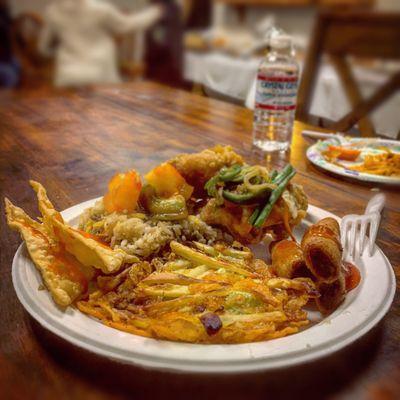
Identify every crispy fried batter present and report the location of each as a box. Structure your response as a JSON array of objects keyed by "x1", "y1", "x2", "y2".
[
  {"x1": 78, "y1": 241, "x2": 318, "y2": 343},
  {"x1": 5, "y1": 198, "x2": 93, "y2": 307},
  {"x1": 31, "y1": 181, "x2": 139, "y2": 274},
  {"x1": 169, "y1": 145, "x2": 244, "y2": 190}
]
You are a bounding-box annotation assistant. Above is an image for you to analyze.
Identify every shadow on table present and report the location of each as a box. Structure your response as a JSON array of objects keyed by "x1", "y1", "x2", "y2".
[{"x1": 30, "y1": 316, "x2": 384, "y2": 400}]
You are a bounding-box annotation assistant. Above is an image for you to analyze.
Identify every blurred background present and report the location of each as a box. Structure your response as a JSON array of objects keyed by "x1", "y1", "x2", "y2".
[{"x1": 1, "y1": 0, "x2": 399, "y2": 138}]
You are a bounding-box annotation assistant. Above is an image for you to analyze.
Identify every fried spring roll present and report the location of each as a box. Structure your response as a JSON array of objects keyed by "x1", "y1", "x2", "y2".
[
  {"x1": 271, "y1": 240, "x2": 306, "y2": 278},
  {"x1": 316, "y1": 272, "x2": 346, "y2": 314},
  {"x1": 301, "y1": 218, "x2": 342, "y2": 283}
]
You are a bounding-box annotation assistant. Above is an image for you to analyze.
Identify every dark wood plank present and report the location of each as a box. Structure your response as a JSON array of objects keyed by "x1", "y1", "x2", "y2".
[{"x1": 0, "y1": 81, "x2": 399, "y2": 400}]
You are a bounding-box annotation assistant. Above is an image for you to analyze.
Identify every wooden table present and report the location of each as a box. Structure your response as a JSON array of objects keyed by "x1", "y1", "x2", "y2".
[{"x1": 0, "y1": 81, "x2": 398, "y2": 400}]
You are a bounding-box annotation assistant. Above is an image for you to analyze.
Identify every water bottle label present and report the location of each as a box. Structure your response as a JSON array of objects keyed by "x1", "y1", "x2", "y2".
[{"x1": 255, "y1": 74, "x2": 298, "y2": 111}]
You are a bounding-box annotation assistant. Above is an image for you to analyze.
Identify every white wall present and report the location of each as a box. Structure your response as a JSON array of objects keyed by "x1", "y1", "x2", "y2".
[
  {"x1": 9, "y1": 0, "x2": 149, "y2": 15},
  {"x1": 376, "y1": 0, "x2": 400, "y2": 10}
]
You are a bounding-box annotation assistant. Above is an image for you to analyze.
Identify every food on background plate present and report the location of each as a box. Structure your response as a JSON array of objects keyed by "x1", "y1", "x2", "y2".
[
  {"x1": 323, "y1": 145, "x2": 361, "y2": 162},
  {"x1": 5, "y1": 145, "x2": 360, "y2": 343},
  {"x1": 322, "y1": 144, "x2": 400, "y2": 177},
  {"x1": 348, "y1": 152, "x2": 400, "y2": 177}
]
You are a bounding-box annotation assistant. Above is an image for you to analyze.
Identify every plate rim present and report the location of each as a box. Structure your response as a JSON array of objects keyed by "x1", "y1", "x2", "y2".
[
  {"x1": 306, "y1": 138, "x2": 400, "y2": 185},
  {"x1": 11, "y1": 200, "x2": 396, "y2": 373}
]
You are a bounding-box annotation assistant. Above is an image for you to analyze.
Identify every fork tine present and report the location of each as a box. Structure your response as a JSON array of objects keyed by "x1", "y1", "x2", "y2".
[
  {"x1": 358, "y1": 219, "x2": 368, "y2": 258},
  {"x1": 340, "y1": 217, "x2": 350, "y2": 251},
  {"x1": 368, "y1": 214, "x2": 380, "y2": 256},
  {"x1": 348, "y1": 219, "x2": 358, "y2": 259}
]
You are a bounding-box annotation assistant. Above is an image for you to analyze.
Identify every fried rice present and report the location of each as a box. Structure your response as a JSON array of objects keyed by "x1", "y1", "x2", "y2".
[{"x1": 79, "y1": 200, "x2": 226, "y2": 258}]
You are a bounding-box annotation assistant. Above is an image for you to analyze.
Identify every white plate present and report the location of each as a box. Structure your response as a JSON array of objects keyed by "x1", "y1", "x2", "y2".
[
  {"x1": 307, "y1": 137, "x2": 400, "y2": 185},
  {"x1": 12, "y1": 199, "x2": 396, "y2": 373}
]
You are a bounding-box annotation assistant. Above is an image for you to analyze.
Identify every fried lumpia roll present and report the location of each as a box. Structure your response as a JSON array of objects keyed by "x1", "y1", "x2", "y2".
[
  {"x1": 271, "y1": 240, "x2": 306, "y2": 278},
  {"x1": 316, "y1": 272, "x2": 346, "y2": 314},
  {"x1": 301, "y1": 218, "x2": 342, "y2": 283}
]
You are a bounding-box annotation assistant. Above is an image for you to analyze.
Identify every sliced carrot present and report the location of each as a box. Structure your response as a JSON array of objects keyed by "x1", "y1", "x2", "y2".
[{"x1": 328, "y1": 146, "x2": 361, "y2": 161}]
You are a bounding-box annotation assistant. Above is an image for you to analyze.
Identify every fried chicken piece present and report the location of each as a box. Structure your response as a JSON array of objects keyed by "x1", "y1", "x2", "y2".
[{"x1": 169, "y1": 145, "x2": 244, "y2": 192}]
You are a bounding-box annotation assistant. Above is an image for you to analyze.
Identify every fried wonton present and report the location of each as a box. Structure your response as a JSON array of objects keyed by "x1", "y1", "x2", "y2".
[
  {"x1": 5, "y1": 199, "x2": 93, "y2": 307},
  {"x1": 30, "y1": 181, "x2": 138, "y2": 274}
]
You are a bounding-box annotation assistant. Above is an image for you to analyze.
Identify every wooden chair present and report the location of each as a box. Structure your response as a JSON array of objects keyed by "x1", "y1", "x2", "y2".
[{"x1": 296, "y1": 11, "x2": 400, "y2": 137}]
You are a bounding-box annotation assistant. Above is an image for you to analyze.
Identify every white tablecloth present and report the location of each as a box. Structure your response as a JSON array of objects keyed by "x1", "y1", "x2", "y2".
[{"x1": 185, "y1": 51, "x2": 400, "y2": 138}]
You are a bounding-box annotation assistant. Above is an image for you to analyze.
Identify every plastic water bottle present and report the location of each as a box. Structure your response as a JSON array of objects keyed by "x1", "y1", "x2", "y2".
[{"x1": 252, "y1": 35, "x2": 299, "y2": 152}]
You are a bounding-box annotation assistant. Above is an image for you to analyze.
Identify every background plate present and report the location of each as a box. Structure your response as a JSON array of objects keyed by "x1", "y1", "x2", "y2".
[
  {"x1": 307, "y1": 138, "x2": 400, "y2": 185},
  {"x1": 12, "y1": 199, "x2": 396, "y2": 373}
]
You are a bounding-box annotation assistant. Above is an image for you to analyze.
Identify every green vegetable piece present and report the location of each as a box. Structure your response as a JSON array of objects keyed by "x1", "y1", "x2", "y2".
[
  {"x1": 249, "y1": 208, "x2": 260, "y2": 225},
  {"x1": 204, "y1": 164, "x2": 243, "y2": 197},
  {"x1": 204, "y1": 175, "x2": 220, "y2": 197},
  {"x1": 225, "y1": 291, "x2": 260, "y2": 312},
  {"x1": 222, "y1": 187, "x2": 270, "y2": 204},
  {"x1": 270, "y1": 170, "x2": 278, "y2": 181},
  {"x1": 219, "y1": 164, "x2": 242, "y2": 182},
  {"x1": 148, "y1": 194, "x2": 188, "y2": 220},
  {"x1": 272, "y1": 164, "x2": 293, "y2": 185},
  {"x1": 253, "y1": 168, "x2": 296, "y2": 228}
]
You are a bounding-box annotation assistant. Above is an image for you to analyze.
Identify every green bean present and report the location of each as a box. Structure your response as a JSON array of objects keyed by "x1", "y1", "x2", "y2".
[
  {"x1": 253, "y1": 169, "x2": 296, "y2": 228},
  {"x1": 272, "y1": 164, "x2": 293, "y2": 185},
  {"x1": 249, "y1": 208, "x2": 260, "y2": 225},
  {"x1": 269, "y1": 170, "x2": 278, "y2": 181}
]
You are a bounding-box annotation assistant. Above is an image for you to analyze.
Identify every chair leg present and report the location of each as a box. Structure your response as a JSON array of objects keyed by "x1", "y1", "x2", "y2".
[
  {"x1": 329, "y1": 55, "x2": 375, "y2": 137},
  {"x1": 333, "y1": 72, "x2": 400, "y2": 135}
]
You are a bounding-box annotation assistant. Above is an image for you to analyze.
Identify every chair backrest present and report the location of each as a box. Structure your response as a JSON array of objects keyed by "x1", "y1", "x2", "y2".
[
  {"x1": 11, "y1": 12, "x2": 53, "y2": 87},
  {"x1": 296, "y1": 11, "x2": 400, "y2": 137}
]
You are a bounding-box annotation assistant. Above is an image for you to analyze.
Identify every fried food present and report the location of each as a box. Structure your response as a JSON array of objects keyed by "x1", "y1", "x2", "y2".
[
  {"x1": 5, "y1": 145, "x2": 361, "y2": 341},
  {"x1": 271, "y1": 240, "x2": 306, "y2": 278},
  {"x1": 78, "y1": 241, "x2": 318, "y2": 343},
  {"x1": 31, "y1": 180, "x2": 138, "y2": 274},
  {"x1": 316, "y1": 274, "x2": 346, "y2": 314},
  {"x1": 301, "y1": 218, "x2": 342, "y2": 283},
  {"x1": 5, "y1": 199, "x2": 93, "y2": 307},
  {"x1": 169, "y1": 145, "x2": 244, "y2": 190}
]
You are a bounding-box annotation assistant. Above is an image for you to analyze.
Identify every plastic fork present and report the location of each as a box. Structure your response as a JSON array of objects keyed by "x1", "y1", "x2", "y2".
[{"x1": 340, "y1": 194, "x2": 385, "y2": 260}]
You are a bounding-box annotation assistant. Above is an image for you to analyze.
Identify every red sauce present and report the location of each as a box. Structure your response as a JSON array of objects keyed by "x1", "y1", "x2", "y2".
[
  {"x1": 49, "y1": 246, "x2": 89, "y2": 292},
  {"x1": 21, "y1": 223, "x2": 89, "y2": 292},
  {"x1": 76, "y1": 229, "x2": 110, "y2": 248},
  {"x1": 343, "y1": 262, "x2": 361, "y2": 292}
]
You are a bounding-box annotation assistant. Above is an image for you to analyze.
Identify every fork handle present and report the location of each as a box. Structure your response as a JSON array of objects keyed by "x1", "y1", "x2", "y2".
[{"x1": 365, "y1": 193, "x2": 385, "y2": 215}]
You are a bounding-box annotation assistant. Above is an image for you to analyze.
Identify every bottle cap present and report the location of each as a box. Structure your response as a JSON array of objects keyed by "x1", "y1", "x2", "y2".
[{"x1": 270, "y1": 35, "x2": 292, "y2": 50}]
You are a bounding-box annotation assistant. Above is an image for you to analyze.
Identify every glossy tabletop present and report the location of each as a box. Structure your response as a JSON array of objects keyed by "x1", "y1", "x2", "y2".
[{"x1": 0, "y1": 81, "x2": 399, "y2": 399}]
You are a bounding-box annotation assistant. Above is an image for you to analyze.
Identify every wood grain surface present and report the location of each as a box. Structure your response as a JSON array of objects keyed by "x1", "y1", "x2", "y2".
[{"x1": 0, "y1": 81, "x2": 399, "y2": 400}]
